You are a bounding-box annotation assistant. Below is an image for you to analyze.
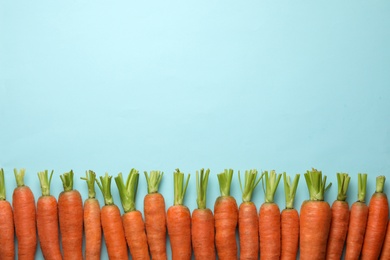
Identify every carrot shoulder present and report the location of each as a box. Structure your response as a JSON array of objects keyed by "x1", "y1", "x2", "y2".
[
  {"x1": 144, "y1": 170, "x2": 167, "y2": 260},
  {"x1": 0, "y1": 168, "x2": 15, "y2": 260},
  {"x1": 192, "y1": 168, "x2": 216, "y2": 260},
  {"x1": 167, "y1": 169, "x2": 191, "y2": 260},
  {"x1": 115, "y1": 169, "x2": 150, "y2": 260},
  {"x1": 13, "y1": 168, "x2": 37, "y2": 260}
]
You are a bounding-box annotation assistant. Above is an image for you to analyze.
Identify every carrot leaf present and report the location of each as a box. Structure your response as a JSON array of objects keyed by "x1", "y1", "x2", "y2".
[
  {"x1": 115, "y1": 168, "x2": 139, "y2": 213},
  {"x1": 37, "y1": 170, "x2": 54, "y2": 196},
  {"x1": 0, "y1": 168, "x2": 6, "y2": 200},
  {"x1": 173, "y1": 168, "x2": 190, "y2": 206},
  {"x1": 14, "y1": 168, "x2": 26, "y2": 187},
  {"x1": 96, "y1": 173, "x2": 114, "y2": 206},
  {"x1": 239, "y1": 169, "x2": 263, "y2": 202},
  {"x1": 357, "y1": 173, "x2": 367, "y2": 202},
  {"x1": 80, "y1": 170, "x2": 97, "y2": 199},
  {"x1": 60, "y1": 170, "x2": 74, "y2": 192},
  {"x1": 304, "y1": 168, "x2": 332, "y2": 201},
  {"x1": 217, "y1": 169, "x2": 234, "y2": 197},
  {"x1": 196, "y1": 168, "x2": 210, "y2": 209},
  {"x1": 336, "y1": 173, "x2": 350, "y2": 201},
  {"x1": 144, "y1": 170, "x2": 163, "y2": 194},
  {"x1": 262, "y1": 170, "x2": 282, "y2": 203},
  {"x1": 376, "y1": 175, "x2": 386, "y2": 193},
  {"x1": 283, "y1": 172, "x2": 300, "y2": 209}
]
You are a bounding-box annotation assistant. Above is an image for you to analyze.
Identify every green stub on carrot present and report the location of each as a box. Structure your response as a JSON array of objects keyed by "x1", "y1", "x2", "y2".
[
  {"x1": 144, "y1": 170, "x2": 164, "y2": 194},
  {"x1": 376, "y1": 175, "x2": 386, "y2": 193},
  {"x1": 14, "y1": 168, "x2": 26, "y2": 187},
  {"x1": 283, "y1": 172, "x2": 300, "y2": 209},
  {"x1": 304, "y1": 168, "x2": 332, "y2": 201},
  {"x1": 217, "y1": 169, "x2": 234, "y2": 197},
  {"x1": 357, "y1": 173, "x2": 368, "y2": 202},
  {"x1": 238, "y1": 169, "x2": 263, "y2": 203},
  {"x1": 96, "y1": 173, "x2": 114, "y2": 205},
  {"x1": 81, "y1": 170, "x2": 97, "y2": 199},
  {"x1": 173, "y1": 168, "x2": 190, "y2": 206},
  {"x1": 336, "y1": 173, "x2": 350, "y2": 201},
  {"x1": 115, "y1": 168, "x2": 139, "y2": 213},
  {"x1": 60, "y1": 170, "x2": 75, "y2": 192},
  {"x1": 37, "y1": 170, "x2": 54, "y2": 196},
  {"x1": 196, "y1": 168, "x2": 210, "y2": 209},
  {"x1": 263, "y1": 170, "x2": 282, "y2": 203},
  {"x1": 0, "y1": 168, "x2": 6, "y2": 200}
]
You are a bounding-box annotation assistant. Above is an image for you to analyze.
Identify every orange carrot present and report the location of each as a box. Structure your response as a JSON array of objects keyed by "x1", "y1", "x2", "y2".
[
  {"x1": 96, "y1": 173, "x2": 128, "y2": 259},
  {"x1": 361, "y1": 175, "x2": 389, "y2": 260},
  {"x1": 167, "y1": 169, "x2": 191, "y2": 260},
  {"x1": 280, "y1": 172, "x2": 300, "y2": 260},
  {"x1": 214, "y1": 168, "x2": 238, "y2": 260},
  {"x1": 115, "y1": 169, "x2": 150, "y2": 260},
  {"x1": 300, "y1": 168, "x2": 332, "y2": 260},
  {"x1": 238, "y1": 169, "x2": 263, "y2": 260},
  {"x1": 0, "y1": 168, "x2": 14, "y2": 260},
  {"x1": 345, "y1": 173, "x2": 368, "y2": 260},
  {"x1": 326, "y1": 173, "x2": 351, "y2": 260},
  {"x1": 380, "y1": 221, "x2": 390, "y2": 259},
  {"x1": 144, "y1": 170, "x2": 167, "y2": 260},
  {"x1": 37, "y1": 170, "x2": 62, "y2": 260},
  {"x1": 13, "y1": 168, "x2": 37, "y2": 260},
  {"x1": 192, "y1": 168, "x2": 216, "y2": 259},
  {"x1": 81, "y1": 170, "x2": 102, "y2": 260},
  {"x1": 259, "y1": 170, "x2": 282, "y2": 260},
  {"x1": 58, "y1": 170, "x2": 83, "y2": 260}
]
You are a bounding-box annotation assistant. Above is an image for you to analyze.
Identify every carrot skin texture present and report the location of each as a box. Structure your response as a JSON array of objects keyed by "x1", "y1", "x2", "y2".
[
  {"x1": 300, "y1": 200, "x2": 331, "y2": 260},
  {"x1": 326, "y1": 200, "x2": 350, "y2": 260},
  {"x1": 123, "y1": 210, "x2": 150, "y2": 260},
  {"x1": 238, "y1": 202, "x2": 259, "y2": 260},
  {"x1": 380, "y1": 221, "x2": 390, "y2": 259},
  {"x1": 101, "y1": 205, "x2": 128, "y2": 259},
  {"x1": 259, "y1": 202, "x2": 281, "y2": 260},
  {"x1": 37, "y1": 195, "x2": 62, "y2": 260},
  {"x1": 280, "y1": 208, "x2": 299, "y2": 260},
  {"x1": 84, "y1": 198, "x2": 102, "y2": 260},
  {"x1": 214, "y1": 196, "x2": 238, "y2": 260},
  {"x1": 191, "y1": 208, "x2": 216, "y2": 260},
  {"x1": 13, "y1": 186, "x2": 37, "y2": 260},
  {"x1": 345, "y1": 201, "x2": 368, "y2": 260},
  {"x1": 144, "y1": 193, "x2": 167, "y2": 260},
  {"x1": 58, "y1": 190, "x2": 83, "y2": 260},
  {"x1": 0, "y1": 200, "x2": 14, "y2": 260},
  {"x1": 167, "y1": 205, "x2": 192, "y2": 260},
  {"x1": 361, "y1": 192, "x2": 389, "y2": 260}
]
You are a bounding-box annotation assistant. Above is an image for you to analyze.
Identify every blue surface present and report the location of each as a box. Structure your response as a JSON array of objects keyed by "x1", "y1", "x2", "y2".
[{"x1": 1, "y1": 1, "x2": 390, "y2": 259}]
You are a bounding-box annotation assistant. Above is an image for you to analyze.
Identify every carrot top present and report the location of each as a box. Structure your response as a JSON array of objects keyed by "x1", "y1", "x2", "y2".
[
  {"x1": 81, "y1": 170, "x2": 97, "y2": 199},
  {"x1": 357, "y1": 173, "x2": 367, "y2": 202},
  {"x1": 60, "y1": 170, "x2": 75, "y2": 192},
  {"x1": 0, "y1": 168, "x2": 6, "y2": 200},
  {"x1": 196, "y1": 168, "x2": 210, "y2": 209},
  {"x1": 375, "y1": 175, "x2": 386, "y2": 193},
  {"x1": 115, "y1": 168, "x2": 139, "y2": 213},
  {"x1": 238, "y1": 169, "x2": 263, "y2": 202},
  {"x1": 96, "y1": 173, "x2": 114, "y2": 206},
  {"x1": 262, "y1": 170, "x2": 282, "y2": 203},
  {"x1": 37, "y1": 170, "x2": 54, "y2": 196},
  {"x1": 173, "y1": 168, "x2": 190, "y2": 206},
  {"x1": 217, "y1": 169, "x2": 234, "y2": 197},
  {"x1": 336, "y1": 173, "x2": 350, "y2": 201},
  {"x1": 14, "y1": 168, "x2": 27, "y2": 187},
  {"x1": 304, "y1": 168, "x2": 332, "y2": 201},
  {"x1": 144, "y1": 170, "x2": 163, "y2": 194},
  {"x1": 283, "y1": 172, "x2": 300, "y2": 209}
]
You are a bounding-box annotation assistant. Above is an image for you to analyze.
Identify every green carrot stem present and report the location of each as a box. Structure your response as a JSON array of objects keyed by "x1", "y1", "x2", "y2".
[
  {"x1": 357, "y1": 173, "x2": 367, "y2": 202},
  {"x1": 144, "y1": 170, "x2": 163, "y2": 194},
  {"x1": 304, "y1": 168, "x2": 332, "y2": 201},
  {"x1": 262, "y1": 170, "x2": 282, "y2": 203},
  {"x1": 80, "y1": 170, "x2": 97, "y2": 199},
  {"x1": 238, "y1": 169, "x2": 263, "y2": 202},
  {"x1": 376, "y1": 175, "x2": 386, "y2": 193},
  {"x1": 14, "y1": 168, "x2": 26, "y2": 187},
  {"x1": 115, "y1": 168, "x2": 139, "y2": 213},
  {"x1": 283, "y1": 172, "x2": 300, "y2": 209},
  {"x1": 96, "y1": 173, "x2": 114, "y2": 206},
  {"x1": 37, "y1": 170, "x2": 54, "y2": 197},
  {"x1": 196, "y1": 168, "x2": 210, "y2": 209},
  {"x1": 217, "y1": 169, "x2": 234, "y2": 197},
  {"x1": 336, "y1": 173, "x2": 350, "y2": 201},
  {"x1": 60, "y1": 170, "x2": 74, "y2": 192},
  {"x1": 0, "y1": 168, "x2": 6, "y2": 200},
  {"x1": 173, "y1": 168, "x2": 190, "y2": 206}
]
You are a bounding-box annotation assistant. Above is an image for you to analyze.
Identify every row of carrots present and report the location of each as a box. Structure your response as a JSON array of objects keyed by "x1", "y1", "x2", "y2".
[{"x1": 0, "y1": 168, "x2": 389, "y2": 260}]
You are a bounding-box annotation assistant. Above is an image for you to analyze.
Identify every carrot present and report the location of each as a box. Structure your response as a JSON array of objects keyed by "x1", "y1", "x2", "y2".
[
  {"x1": 192, "y1": 168, "x2": 216, "y2": 259},
  {"x1": 361, "y1": 175, "x2": 389, "y2": 260},
  {"x1": 380, "y1": 221, "x2": 390, "y2": 259},
  {"x1": 326, "y1": 173, "x2": 351, "y2": 260},
  {"x1": 237, "y1": 169, "x2": 263, "y2": 260},
  {"x1": 345, "y1": 173, "x2": 368, "y2": 260},
  {"x1": 167, "y1": 169, "x2": 191, "y2": 260},
  {"x1": 214, "y1": 168, "x2": 238, "y2": 260},
  {"x1": 36, "y1": 170, "x2": 62, "y2": 260},
  {"x1": 0, "y1": 168, "x2": 14, "y2": 260},
  {"x1": 259, "y1": 170, "x2": 282, "y2": 260},
  {"x1": 13, "y1": 168, "x2": 37, "y2": 260},
  {"x1": 58, "y1": 170, "x2": 83, "y2": 260},
  {"x1": 81, "y1": 170, "x2": 102, "y2": 260},
  {"x1": 144, "y1": 170, "x2": 167, "y2": 260},
  {"x1": 96, "y1": 173, "x2": 128, "y2": 259},
  {"x1": 300, "y1": 168, "x2": 332, "y2": 260},
  {"x1": 280, "y1": 172, "x2": 300, "y2": 260},
  {"x1": 115, "y1": 169, "x2": 150, "y2": 260}
]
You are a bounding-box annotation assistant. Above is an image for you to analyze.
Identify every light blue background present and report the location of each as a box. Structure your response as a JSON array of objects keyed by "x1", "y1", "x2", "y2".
[{"x1": 1, "y1": 1, "x2": 390, "y2": 259}]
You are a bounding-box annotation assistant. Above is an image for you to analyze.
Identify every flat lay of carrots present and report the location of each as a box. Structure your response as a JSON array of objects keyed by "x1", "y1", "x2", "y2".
[{"x1": 0, "y1": 167, "x2": 389, "y2": 259}]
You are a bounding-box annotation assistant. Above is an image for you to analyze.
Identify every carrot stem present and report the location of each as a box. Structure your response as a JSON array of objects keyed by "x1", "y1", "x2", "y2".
[
  {"x1": 196, "y1": 168, "x2": 210, "y2": 209},
  {"x1": 357, "y1": 173, "x2": 367, "y2": 202},
  {"x1": 144, "y1": 170, "x2": 164, "y2": 194},
  {"x1": 14, "y1": 168, "x2": 26, "y2": 187},
  {"x1": 115, "y1": 168, "x2": 139, "y2": 213},
  {"x1": 238, "y1": 169, "x2": 263, "y2": 202},
  {"x1": 37, "y1": 170, "x2": 54, "y2": 196},
  {"x1": 0, "y1": 168, "x2": 5, "y2": 200},
  {"x1": 263, "y1": 170, "x2": 282, "y2": 203},
  {"x1": 304, "y1": 168, "x2": 332, "y2": 201},
  {"x1": 336, "y1": 173, "x2": 350, "y2": 201},
  {"x1": 283, "y1": 172, "x2": 300, "y2": 209},
  {"x1": 96, "y1": 173, "x2": 114, "y2": 205},
  {"x1": 173, "y1": 168, "x2": 190, "y2": 206},
  {"x1": 60, "y1": 170, "x2": 74, "y2": 192},
  {"x1": 217, "y1": 169, "x2": 233, "y2": 197},
  {"x1": 80, "y1": 170, "x2": 97, "y2": 199},
  {"x1": 376, "y1": 175, "x2": 386, "y2": 193}
]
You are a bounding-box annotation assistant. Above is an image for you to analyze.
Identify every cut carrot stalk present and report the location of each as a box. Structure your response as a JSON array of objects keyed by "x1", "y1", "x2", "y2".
[
  {"x1": 0, "y1": 168, "x2": 15, "y2": 260},
  {"x1": 299, "y1": 168, "x2": 332, "y2": 260},
  {"x1": 167, "y1": 169, "x2": 191, "y2": 260},
  {"x1": 81, "y1": 170, "x2": 102, "y2": 260},
  {"x1": 37, "y1": 170, "x2": 62, "y2": 260},
  {"x1": 259, "y1": 170, "x2": 282, "y2": 260},
  {"x1": 192, "y1": 168, "x2": 216, "y2": 259},
  {"x1": 214, "y1": 168, "x2": 239, "y2": 260},
  {"x1": 115, "y1": 169, "x2": 150, "y2": 260},
  {"x1": 281, "y1": 172, "x2": 300, "y2": 260}
]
